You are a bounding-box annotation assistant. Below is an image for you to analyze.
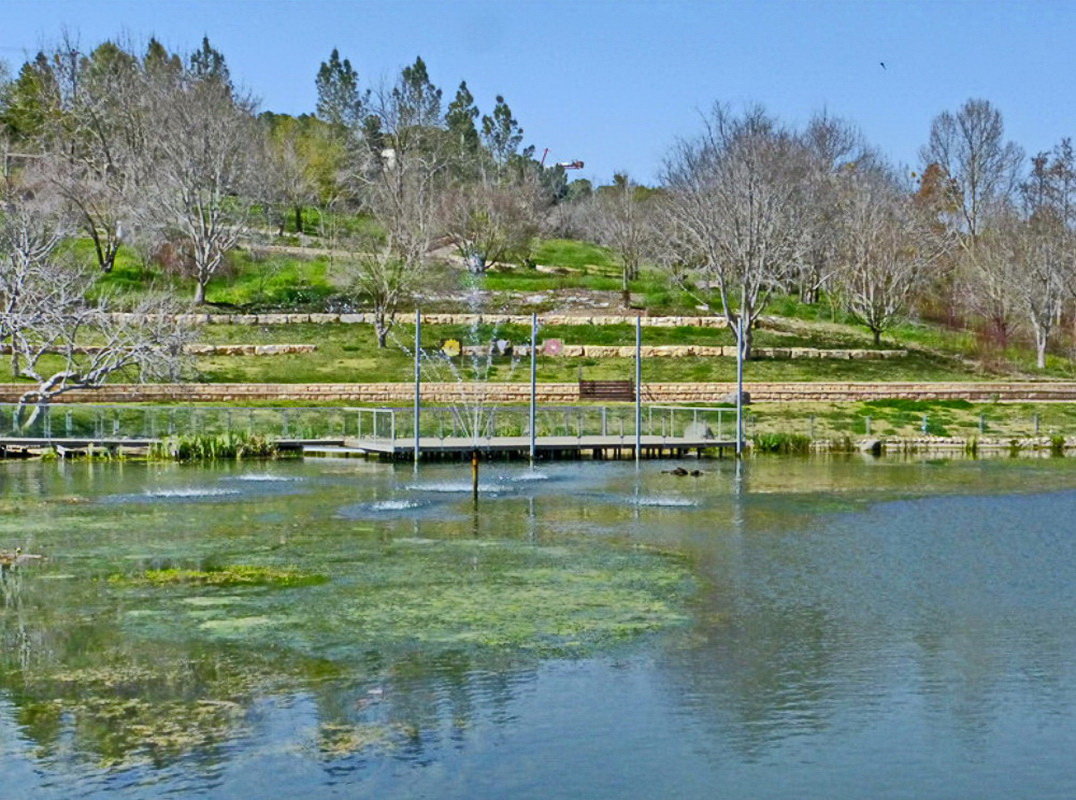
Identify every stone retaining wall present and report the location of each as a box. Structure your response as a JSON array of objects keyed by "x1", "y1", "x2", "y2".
[
  {"x1": 460, "y1": 344, "x2": 907, "y2": 360},
  {"x1": 0, "y1": 344, "x2": 316, "y2": 356},
  {"x1": 106, "y1": 312, "x2": 729, "y2": 328},
  {"x1": 183, "y1": 344, "x2": 316, "y2": 356},
  {"x1": 5, "y1": 381, "x2": 1076, "y2": 404}
]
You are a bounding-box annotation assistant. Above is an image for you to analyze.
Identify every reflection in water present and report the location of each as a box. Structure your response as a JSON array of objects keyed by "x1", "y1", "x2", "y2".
[{"x1": 1, "y1": 456, "x2": 1076, "y2": 798}]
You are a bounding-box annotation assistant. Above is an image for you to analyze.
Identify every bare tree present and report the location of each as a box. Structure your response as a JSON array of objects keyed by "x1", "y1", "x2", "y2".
[
  {"x1": 143, "y1": 71, "x2": 262, "y2": 304},
  {"x1": 661, "y1": 104, "x2": 811, "y2": 358},
  {"x1": 957, "y1": 225, "x2": 1021, "y2": 348},
  {"x1": 797, "y1": 112, "x2": 876, "y2": 304},
  {"x1": 440, "y1": 172, "x2": 542, "y2": 274},
  {"x1": 586, "y1": 173, "x2": 656, "y2": 307},
  {"x1": 834, "y1": 166, "x2": 951, "y2": 346},
  {"x1": 921, "y1": 98, "x2": 1024, "y2": 239},
  {"x1": 335, "y1": 65, "x2": 450, "y2": 347},
  {"x1": 0, "y1": 181, "x2": 191, "y2": 422},
  {"x1": 991, "y1": 213, "x2": 1070, "y2": 369}
]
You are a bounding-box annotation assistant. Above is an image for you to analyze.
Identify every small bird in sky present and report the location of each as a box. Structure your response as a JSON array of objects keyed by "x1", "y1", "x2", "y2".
[{"x1": 880, "y1": 62, "x2": 887, "y2": 70}]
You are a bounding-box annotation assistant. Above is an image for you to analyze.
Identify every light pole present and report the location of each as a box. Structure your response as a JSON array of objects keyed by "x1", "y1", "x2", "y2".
[
  {"x1": 735, "y1": 316, "x2": 744, "y2": 457},
  {"x1": 413, "y1": 309, "x2": 421, "y2": 465}
]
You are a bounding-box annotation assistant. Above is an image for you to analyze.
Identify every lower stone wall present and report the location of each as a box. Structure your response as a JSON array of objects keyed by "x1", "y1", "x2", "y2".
[
  {"x1": 461, "y1": 344, "x2": 907, "y2": 359},
  {"x1": 4, "y1": 381, "x2": 1076, "y2": 404},
  {"x1": 105, "y1": 312, "x2": 730, "y2": 328}
]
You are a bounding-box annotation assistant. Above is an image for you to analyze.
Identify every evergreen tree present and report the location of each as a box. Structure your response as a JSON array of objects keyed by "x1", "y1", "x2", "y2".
[
  {"x1": 446, "y1": 80, "x2": 479, "y2": 156},
  {"x1": 481, "y1": 94, "x2": 523, "y2": 168},
  {"x1": 392, "y1": 56, "x2": 442, "y2": 129},
  {"x1": 189, "y1": 36, "x2": 230, "y2": 86},
  {"x1": 0, "y1": 53, "x2": 58, "y2": 143},
  {"x1": 143, "y1": 37, "x2": 182, "y2": 80},
  {"x1": 315, "y1": 48, "x2": 363, "y2": 128}
]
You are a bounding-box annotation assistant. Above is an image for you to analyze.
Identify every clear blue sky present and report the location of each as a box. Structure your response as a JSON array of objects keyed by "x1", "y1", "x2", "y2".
[{"x1": 3, "y1": 1, "x2": 1074, "y2": 185}]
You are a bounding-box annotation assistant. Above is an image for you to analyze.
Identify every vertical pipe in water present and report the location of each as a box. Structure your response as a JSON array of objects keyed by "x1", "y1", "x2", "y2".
[
  {"x1": 471, "y1": 449, "x2": 480, "y2": 504},
  {"x1": 414, "y1": 309, "x2": 421, "y2": 467},
  {"x1": 530, "y1": 312, "x2": 537, "y2": 464},
  {"x1": 735, "y1": 317, "x2": 744, "y2": 457},
  {"x1": 635, "y1": 315, "x2": 642, "y2": 464}
]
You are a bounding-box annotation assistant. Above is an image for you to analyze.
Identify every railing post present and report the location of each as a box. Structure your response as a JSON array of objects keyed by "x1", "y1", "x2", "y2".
[
  {"x1": 414, "y1": 308, "x2": 422, "y2": 464},
  {"x1": 529, "y1": 312, "x2": 537, "y2": 463},
  {"x1": 634, "y1": 315, "x2": 642, "y2": 463}
]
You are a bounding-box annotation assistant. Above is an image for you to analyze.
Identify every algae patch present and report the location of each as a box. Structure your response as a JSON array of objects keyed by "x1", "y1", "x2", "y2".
[{"x1": 110, "y1": 564, "x2": 328, "y2": 589}]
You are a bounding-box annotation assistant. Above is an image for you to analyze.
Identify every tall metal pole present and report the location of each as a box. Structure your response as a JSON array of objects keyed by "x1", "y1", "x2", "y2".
[
  {"x1": 529, "y1": 312, "x2": 538, "y2": 464},
  {"x1": 413, "y1": 309, "x2": 421, "y2": 465},
  {"x1": 735, "y1": 317, "x2": 744, "y2": 457},
  {"x1": 635, "y1": 315, "x2": 642, "y2": 464}
]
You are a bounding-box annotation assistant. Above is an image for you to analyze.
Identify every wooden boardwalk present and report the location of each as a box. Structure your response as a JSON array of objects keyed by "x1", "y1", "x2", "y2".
[
  {"x1": 0, "y1": 437, "x2": 336, "y2": 456},
  {"x1": 305, "y1": 434, "x2": 736, "y2": 461}
]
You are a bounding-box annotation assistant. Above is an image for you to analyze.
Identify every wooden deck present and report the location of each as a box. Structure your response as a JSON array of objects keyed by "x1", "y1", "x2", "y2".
[
  {"x1": 304, "y1": 434, "x2": 736, "y2": 461},
  {"x1": 0, "y1": 437, "x2": 339, "y2": 456}
]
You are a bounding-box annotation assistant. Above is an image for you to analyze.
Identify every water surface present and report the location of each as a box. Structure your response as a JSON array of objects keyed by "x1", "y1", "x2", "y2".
[{"x1": 1, "y1": 455, "x2": 1074, "y2": 799}]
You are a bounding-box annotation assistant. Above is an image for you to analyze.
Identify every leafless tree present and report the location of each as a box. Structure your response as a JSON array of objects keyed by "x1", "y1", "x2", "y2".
[
  {"x1": 661, "y1": 104, "x2": 811, "y2": 358},
  {"x1": 262, "y1": 117, "x2": 325, "y2": 237},
  {"x1": 0, "y1": 181, "x2": 191, "y2": 422},
  {"x1": 921, "y1": 98, "x2": 1024, "y2": 239},
  {"x1": 586, "y1": 173, "x2": 657, "y2": 307},
  {"x1": 335, "y1": 72, "x2": 449, "y2": 347},
  {"x1": 11, "y1": 37, "x2": 156, "y2": 274},
  {"x1": 834, "y1": 166, "x2": 951, "y2": 346},
  {"x1": 990, "y1": 213, "x2": 1071, "y2": 369},
  {"x1": 142, "y1": 73, "x2": 262, "y2": 304},
  {"x1": 797, "y1": 112, "x2": 876, "y2": 304},
  {"x1": 957, "y1": 225, "x2": 1021, "y2": 348},
  {"x1": 440, "y1": 172, "x2": 543, "y2": 274}
]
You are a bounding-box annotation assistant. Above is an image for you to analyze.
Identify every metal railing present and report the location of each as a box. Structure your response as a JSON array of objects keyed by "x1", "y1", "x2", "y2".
[
  {"x1": 0, "y1": 402, "x2": 738, "y2": 445},
  {"x1": 0, "y1": 404, "x2": 365, "y2": 441},
  {"x1": 387, "y1": 404, "x2": 736, "y2": 443}
]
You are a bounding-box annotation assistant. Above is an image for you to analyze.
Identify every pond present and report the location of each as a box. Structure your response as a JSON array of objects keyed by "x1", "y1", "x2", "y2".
[{"x1": 1, "y1": 454, "x2": 1075, "y2": 799}]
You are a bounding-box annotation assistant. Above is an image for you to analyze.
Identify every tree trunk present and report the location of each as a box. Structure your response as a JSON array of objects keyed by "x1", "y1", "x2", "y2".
[
  {"x1": 467, "y1": 252, "x2": 486, "y2": 274},
  {"x1": 740, "y1": 319, "x2": 753, "y2": 361},
  {"x1": 194, "y1": 281, "x2": 207, "y2": 305},
  {"x1": 374, "y1": 310, "x2": 389, "y2": 348},
  {"x1": 1036, "y1": 335, "x2": 1048, "y2": 369},
  {"x1": 294, "y1": 205, "x2": 303, "y2": 235},
  {"x1": 872, "y1": 329, "x2": 882, "y2": 347}
]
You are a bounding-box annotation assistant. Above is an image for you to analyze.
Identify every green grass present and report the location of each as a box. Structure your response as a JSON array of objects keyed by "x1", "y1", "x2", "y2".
[
  {"x1": 532, "y1": 238, "x2": 617, "y2": 270},
  {"x1": 746, "y1": 400, "x2": 1076, "y2": 440},
  {"x1": 183, "y1": 322, "x2": 981, "y2": 385}
]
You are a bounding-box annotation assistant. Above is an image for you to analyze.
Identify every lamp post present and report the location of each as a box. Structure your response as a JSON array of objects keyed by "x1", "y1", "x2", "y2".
[
  {"x1": 735, "y1": 317, "x2": 744, "y2": 457},
  {"x1": 413, "y1": 309, "x2": 421, "y2": 465}
]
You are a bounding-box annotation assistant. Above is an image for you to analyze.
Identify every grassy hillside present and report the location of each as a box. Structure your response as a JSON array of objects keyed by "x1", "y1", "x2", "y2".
[{"x1": 38, "y1": 234, "x2": 1076, "y2": 384}]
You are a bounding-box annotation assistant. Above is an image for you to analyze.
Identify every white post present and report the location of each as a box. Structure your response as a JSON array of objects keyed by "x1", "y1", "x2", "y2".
[
  {"x1": 414, "y1": 309, "x2": 421, "y2": 465},
  {"x1": 635, "y1": 315, "x2": 642, "y2": 464},
  {"x1": 530, "y1": 312, "x2": 538, "y2": 463},
  {"x1": 735, "y1": 317, "x2": 744, "y2": 457}
]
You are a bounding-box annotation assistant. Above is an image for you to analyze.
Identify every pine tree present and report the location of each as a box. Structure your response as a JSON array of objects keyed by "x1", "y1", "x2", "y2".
[
  {"x1": 446, "y1": 80, "x2": 479, "y2": 156},
  {"x1": 481, "y1": 94, "x2": 523, "y2": 168},
  {"x1": 189, "y1": 36, "x2": 230, "y2": 86},
  {"x1": 315, "y1": 48, "x2": 363, "y2": 128}
]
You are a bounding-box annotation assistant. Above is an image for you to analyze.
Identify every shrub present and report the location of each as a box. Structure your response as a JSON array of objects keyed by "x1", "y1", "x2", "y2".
[
  {"x1": 150, "y1": 432, "x2": 278, "y2": 461},
  {"x1": 751, "y1": 432, "x2": 811, "y2": 454}
]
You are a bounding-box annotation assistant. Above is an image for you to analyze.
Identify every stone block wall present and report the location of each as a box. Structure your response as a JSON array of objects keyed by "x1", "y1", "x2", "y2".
[{"x1": 4, "y1": 381, "x2": 1076, "y2": 404}]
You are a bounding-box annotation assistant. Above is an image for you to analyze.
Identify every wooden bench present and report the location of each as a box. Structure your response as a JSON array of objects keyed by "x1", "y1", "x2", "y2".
[{"x1": 579, "y1": 380, "x2": 635, "y2": 402}]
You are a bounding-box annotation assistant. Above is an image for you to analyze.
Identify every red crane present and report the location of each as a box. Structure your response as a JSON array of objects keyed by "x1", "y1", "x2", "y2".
[{"x1": 539, "y1": 148, "x2": 584, "y2": 170}]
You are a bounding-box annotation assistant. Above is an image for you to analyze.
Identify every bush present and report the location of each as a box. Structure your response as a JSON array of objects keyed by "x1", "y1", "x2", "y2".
[
  {"x1": 751, "y1": 432, "x2": 811, "y2": 454},
  {"x1": 150, "y1": 432, "x2": 278, "y2": 461}
]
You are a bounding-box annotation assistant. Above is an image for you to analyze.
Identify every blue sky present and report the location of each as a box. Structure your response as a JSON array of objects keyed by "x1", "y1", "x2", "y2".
[{"x1": 3, "y1": 1, "x2": 1074, "y2": 184}]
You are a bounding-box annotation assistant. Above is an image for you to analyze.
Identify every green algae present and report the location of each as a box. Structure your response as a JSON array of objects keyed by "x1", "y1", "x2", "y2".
[
  {"x1": 110, "y1": 564, "x2": 329, "y2": 589},
  {"x1": 118, "y1": 539, "x2": 694, "y2": 657},
  {"x1": 315, "y1": 722, "x2": 395, "y2": 759}
]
